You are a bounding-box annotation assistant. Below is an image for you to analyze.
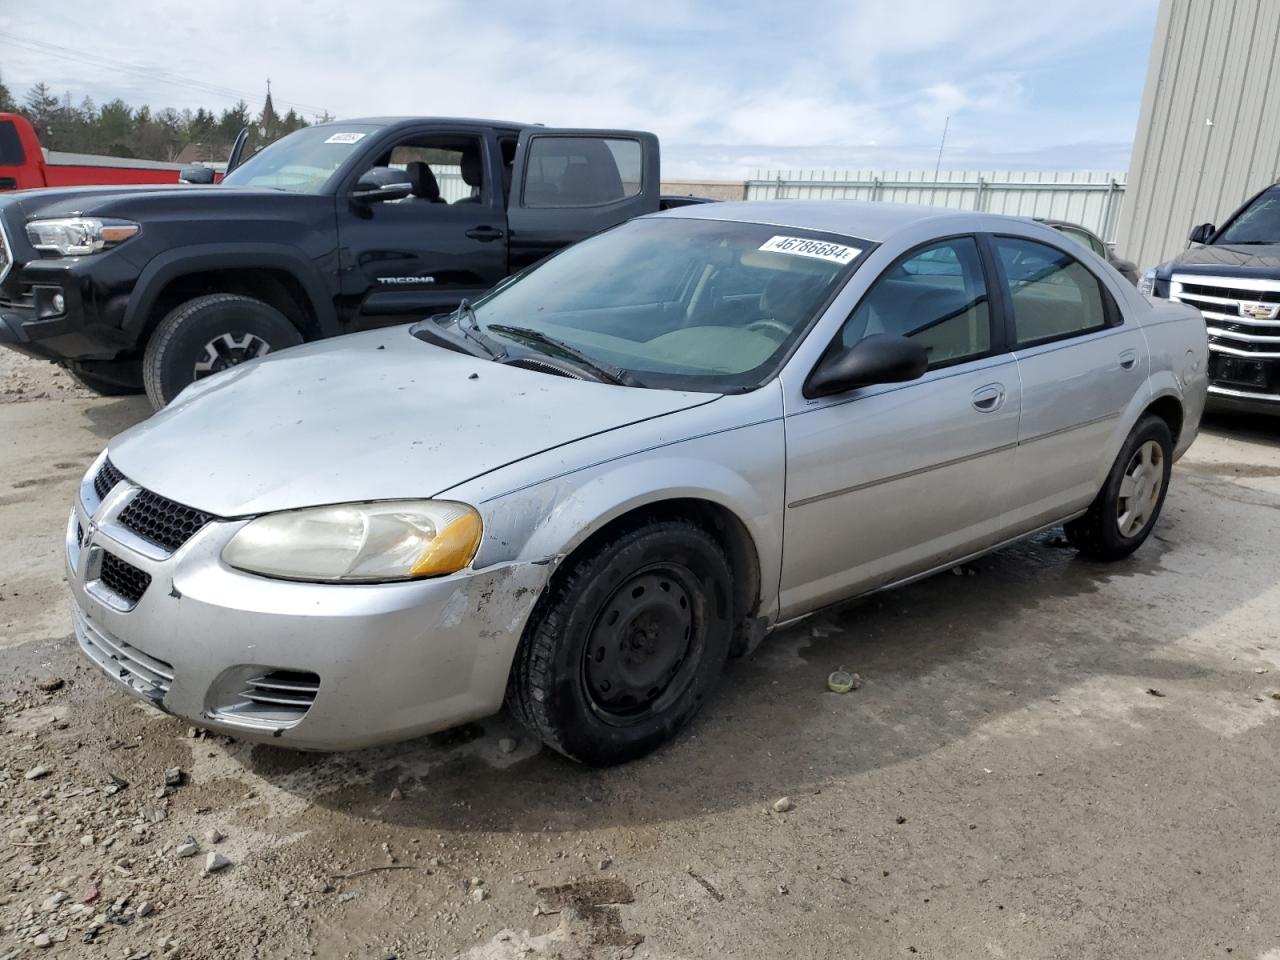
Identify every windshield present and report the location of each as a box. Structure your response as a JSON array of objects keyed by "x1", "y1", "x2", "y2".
[
  {"x1": 454, "y1": 217, "x2": 867, "y2": 391},
  {"x1": 1216, "y1": 186, "x2": 1280, "y2": 244},
  {"x1": 220, "y1": 124, "x2": 383, "y2": 193}
]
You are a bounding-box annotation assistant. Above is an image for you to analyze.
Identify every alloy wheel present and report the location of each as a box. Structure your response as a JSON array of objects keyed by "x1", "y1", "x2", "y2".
[
  {"x1": 192, "y1": 332, "x2": 272, "y2": 379},
  {"x1": 1116, "y1": 439, "x2": 1165, "y2": 538}
]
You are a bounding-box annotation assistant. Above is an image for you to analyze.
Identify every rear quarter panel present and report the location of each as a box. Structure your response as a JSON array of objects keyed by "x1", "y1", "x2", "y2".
[{"x1": 1139, "y1": 296, "x2": 1207, "y2": 460}]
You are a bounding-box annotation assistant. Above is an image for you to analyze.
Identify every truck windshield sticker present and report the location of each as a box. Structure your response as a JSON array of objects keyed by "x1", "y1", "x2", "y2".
[
  {"x1": 324, "y1": 132, "x2": 367, "y2": 145},
  {"x1": 758, "y1": 235, "x2": 861, "y2": 265}
]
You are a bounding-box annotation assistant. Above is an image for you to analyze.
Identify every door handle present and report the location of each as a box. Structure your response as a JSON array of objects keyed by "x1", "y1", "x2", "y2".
[
  {"x1": 1118, "y1": 349, "x2": 1139, "y2": 371},
  {"x1": 465, "y1": 226, "x2": 505, "y2": 241},
  {"x1": 970, "y1": 383, "x2": 1006, "y2": 412}
]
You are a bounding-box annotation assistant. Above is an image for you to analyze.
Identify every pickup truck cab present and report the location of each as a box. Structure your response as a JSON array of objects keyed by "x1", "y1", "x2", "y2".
[
  {"x1": 0, "y1": 117, "x2": 663, "y2": 405},
  {"x1": 1142, "y1": 183, "x2": 1280, "y2": 415}
]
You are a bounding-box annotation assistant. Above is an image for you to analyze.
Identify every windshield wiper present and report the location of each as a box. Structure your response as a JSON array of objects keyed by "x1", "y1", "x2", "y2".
[
  {"x1": 486, "y1": 324, "x2": 644, "y2": 387},
  {"x1": 453, "y1": 300, "x2": 508, "y2": 361},
  {"x1": 1224, "y1": 240, "x2": 1280, "y2": 245}
]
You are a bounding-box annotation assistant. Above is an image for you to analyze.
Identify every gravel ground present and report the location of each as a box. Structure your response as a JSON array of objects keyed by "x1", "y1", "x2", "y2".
[{"x1": 2, "y1": 350, "x2": 1280, "y2": 959}]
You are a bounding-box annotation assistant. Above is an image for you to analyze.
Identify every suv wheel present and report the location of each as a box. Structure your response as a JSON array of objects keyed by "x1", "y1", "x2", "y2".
[
  {"x1": 142, "y1": 294, "x2": 302, "y2": 408},
  {"x1": 1064, "y1": 415, "x2": 1173, "y2": 561},
  {"x1": 507, "y1": 519, "x2": 734, "y2": 766}
]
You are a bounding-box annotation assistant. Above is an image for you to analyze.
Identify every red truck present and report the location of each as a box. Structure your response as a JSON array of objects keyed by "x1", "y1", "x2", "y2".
[{"x1": 0, "y1": 112, "x2": 206, "y2": 191}]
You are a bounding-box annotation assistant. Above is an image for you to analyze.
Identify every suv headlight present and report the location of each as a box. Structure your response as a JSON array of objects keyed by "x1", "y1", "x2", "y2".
[
  {"x1": 1137, "y1": 268, "x2": 1157, "y2": 298},
  {"x1": 26, "y1": 218, "x2": 140, "y2": 256},
  {"x1": 222, "y1": 500, "x2": 483, "y2": 583}
]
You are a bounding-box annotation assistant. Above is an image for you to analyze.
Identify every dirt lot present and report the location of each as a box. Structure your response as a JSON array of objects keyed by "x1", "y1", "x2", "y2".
[{"x1": 2, "y1": 348, "x2": 1280, "y2": 960}]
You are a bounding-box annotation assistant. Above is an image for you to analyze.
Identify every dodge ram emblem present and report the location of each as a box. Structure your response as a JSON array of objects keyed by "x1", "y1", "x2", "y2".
[{"x1": 1239, "y1": 301, "x2": 1278, "y2": 320}]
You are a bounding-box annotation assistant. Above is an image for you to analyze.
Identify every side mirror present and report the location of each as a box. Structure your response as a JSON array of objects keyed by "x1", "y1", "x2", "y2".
[
  {"x1": 1188, "y1": 222, "x2": 1215, "y2": 245},
  {"x1": 804, "y1": 334, "x2": 929, "y2": 399},
  {"x1": 179, "y1": 165, "x2": 216, "y2": 185},
  {"x1": 353, "y1": 167, "x2": 413, "y2": 203}
]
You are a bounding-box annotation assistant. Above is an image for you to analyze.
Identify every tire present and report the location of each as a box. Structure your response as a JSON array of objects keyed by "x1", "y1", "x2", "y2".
[
  {"x1": 65, "y1": 361, "x2": 143, "y2": 397},
  {"x1": 507, "y1": 519, "x2": 734, "y2": 766},
  {"x1": 1064, "y1": 415, "x2": 1173, "y2": 561},
  {"x1": 142, "y1": 294, "x2": 303, "y2": 408}
]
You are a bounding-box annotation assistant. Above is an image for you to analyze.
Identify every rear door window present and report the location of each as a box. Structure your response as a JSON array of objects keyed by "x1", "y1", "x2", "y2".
[
  {"x1": 522, "y1": 136, "x2": 642, "y2": 207},
  {"x1": 994, "y1": 236, "x2": 1117, "y2": 346}
]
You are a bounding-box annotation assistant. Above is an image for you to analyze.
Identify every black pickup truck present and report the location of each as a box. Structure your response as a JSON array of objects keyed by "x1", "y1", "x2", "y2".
[
  {"x1": 0, "y1": 117, "x2": 680, "y2": 406},
  {"x1": 1142, "y1": 182, "x2": 1280, "y2": 416}
]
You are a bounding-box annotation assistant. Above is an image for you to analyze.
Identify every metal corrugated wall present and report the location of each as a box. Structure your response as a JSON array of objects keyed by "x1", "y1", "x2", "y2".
[
  {"x1": 1117, "y1": 0, "x2": 1280, "y2": 270},
  {"x1": 745, "y1": 170, "x2": 1128, "y2": 242}
]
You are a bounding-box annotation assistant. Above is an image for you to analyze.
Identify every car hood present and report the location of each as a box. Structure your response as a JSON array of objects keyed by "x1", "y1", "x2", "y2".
[
  {"x1": 2, "y1": 184, "x2": 298, "y2": 221},
  {"x1": 108, "y1": 329, "x2": 718, "y2": 517},
  {"x1": 1163, "y1": 242, "x2": 1280, "y2": 277}
]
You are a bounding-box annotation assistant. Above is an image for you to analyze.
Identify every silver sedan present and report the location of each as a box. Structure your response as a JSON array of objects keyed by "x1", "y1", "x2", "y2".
[{"x1": 67, "y1": 202, "x2": 1208, "y2": 765}]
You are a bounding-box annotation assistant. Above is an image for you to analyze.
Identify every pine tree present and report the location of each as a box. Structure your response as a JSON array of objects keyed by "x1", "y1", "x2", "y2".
[
  {"x1": 23, "y1": 83, "x2": 60, "y2": 138},
  {"x1": 0, "y1": 72, "x2": 17, "y2": 113}
]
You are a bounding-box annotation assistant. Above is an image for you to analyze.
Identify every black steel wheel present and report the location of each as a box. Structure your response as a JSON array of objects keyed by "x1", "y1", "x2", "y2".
[{"x1": 507, "y1": 518, "x2": 734, "y2": 766}]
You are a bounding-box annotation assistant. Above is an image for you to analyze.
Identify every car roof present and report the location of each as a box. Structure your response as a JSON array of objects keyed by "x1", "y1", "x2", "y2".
[
  {"x1": 322, "y1": 117, "x2": 534, "y2": 131},
  {"x1": 654, "y1": 199, "x2": 1002, "y2": 243}
]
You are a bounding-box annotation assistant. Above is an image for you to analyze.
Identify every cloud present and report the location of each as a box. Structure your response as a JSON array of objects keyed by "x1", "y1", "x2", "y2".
[{"x1": 0, "y1": 0, "x2": 1158, "y2": 176}]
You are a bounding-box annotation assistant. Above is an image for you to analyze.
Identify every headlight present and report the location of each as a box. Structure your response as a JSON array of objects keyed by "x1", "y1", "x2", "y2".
[
  {"x1": 222, "y1": 500, "x2": 483, "y2": 583},
  {"x1": 25, "y1": 218, "x2": 140, "y2": 256},
  {"x1": 1138, "y1": 269, "x2": 1157, "y2": 298}
]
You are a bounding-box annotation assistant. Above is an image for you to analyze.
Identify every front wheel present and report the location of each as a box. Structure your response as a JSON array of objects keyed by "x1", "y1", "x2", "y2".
[
  {"x1": 142, "y1": 294, "x2": 303, "y2": 408},
  {"x1": 1064, "y1": 415, "x2": 1173, "y2": 561},
  {"x1": 507, "y1": 519, "x2": 734, "y2": 766}
]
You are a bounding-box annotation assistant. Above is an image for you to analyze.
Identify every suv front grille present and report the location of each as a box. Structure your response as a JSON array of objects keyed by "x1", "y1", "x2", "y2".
[
  {"x1": 98, "y1": 552, "x2": 152, "y2": 605},
  {"x1": 0, "y1": 219, "x2": 11, "y2": 285},
  {"x1": 117, "y1": 490, "x2": 214, "y2": 554},
  {"x1": 93, "y1": 459, "x2": 125, "y2": 501},
  {"x1": 1171, "y1": 274, "x2": 1280, "y2": 358}
]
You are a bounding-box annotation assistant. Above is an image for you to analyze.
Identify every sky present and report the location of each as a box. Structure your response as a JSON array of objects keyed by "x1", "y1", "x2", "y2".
[{"x1": 0, "y1": 0, "x2": 1161, "y2": 180}]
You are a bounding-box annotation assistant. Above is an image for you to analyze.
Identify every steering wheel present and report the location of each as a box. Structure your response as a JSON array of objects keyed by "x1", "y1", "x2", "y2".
[{"x1": 745, "y1": 319, "x2": 792, "y2": 340}]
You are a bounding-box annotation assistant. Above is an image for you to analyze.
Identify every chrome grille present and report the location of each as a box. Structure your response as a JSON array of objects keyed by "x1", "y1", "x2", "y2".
[
  {"x1": 0, "y1": 219, "x2": 11, "y2": 285},
  {"x1": 1171, "y1": 274, "x2": 1280, "y2": 358},
  {"x1": 74, "y1": 607, "x2": 174, "y2": 700}
]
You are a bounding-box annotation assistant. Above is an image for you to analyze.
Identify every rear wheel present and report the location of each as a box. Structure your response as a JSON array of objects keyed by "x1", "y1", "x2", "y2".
[
  {"x1": 1064, "y1": 415, "x2": 1173, "y2": 561},
  {"x1": 142, "y1": 294, "x2": 302, "y2": 408},
  {"x1": 507, "y1": 519, "x2": 734, "y2": 766}
]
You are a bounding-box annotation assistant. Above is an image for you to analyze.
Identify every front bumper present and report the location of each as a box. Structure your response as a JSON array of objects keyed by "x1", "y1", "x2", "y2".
[
  {"x1": 0, "y1": 254, "x2": 139, "y2": 361},
  {"x1": 66, "y1": 463, "x2": 550, "y2": 750},
  {"x1": 1206, "y1": 383, "x2": 1280, "y2": 416}
]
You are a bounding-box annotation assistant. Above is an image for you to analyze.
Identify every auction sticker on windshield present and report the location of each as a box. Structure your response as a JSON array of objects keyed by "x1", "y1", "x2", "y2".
[
  {"x1": 324, "y1": 132, "x2": 367, "y2": 144},
  {"x1": 758, "y1": 235, "x2": 861, "y2": 265}
]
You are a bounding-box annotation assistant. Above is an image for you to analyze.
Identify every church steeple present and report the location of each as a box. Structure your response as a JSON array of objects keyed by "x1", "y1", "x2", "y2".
[{"x1": 258, "y1": 79, "x2": 278, "y2": 139}]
